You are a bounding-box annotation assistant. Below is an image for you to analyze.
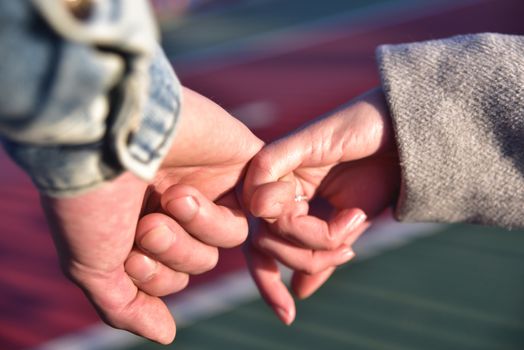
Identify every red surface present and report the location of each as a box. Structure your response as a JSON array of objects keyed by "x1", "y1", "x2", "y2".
[
  {"x1": 177, "y1": 0, "x2": 524, "y2": 142},
  {"x1": 1, "y1": 0, "x2": 523, "y2": 348}
]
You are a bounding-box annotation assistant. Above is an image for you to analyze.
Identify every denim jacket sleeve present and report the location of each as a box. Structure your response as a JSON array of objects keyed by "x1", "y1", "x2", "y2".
[{"x1": 0, "y1": 0, "x2": 182, "y2": 197}]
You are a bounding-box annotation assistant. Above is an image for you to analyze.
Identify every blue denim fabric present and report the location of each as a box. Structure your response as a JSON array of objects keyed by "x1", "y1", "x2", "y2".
[{"x1": 0, "y1": 0, "x2": 181, "y2": 196}]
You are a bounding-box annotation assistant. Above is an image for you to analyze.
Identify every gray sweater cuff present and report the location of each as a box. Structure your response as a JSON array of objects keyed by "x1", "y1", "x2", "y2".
[{"x1": 376, "y1": 33, "x2": 524, "y2": 229}]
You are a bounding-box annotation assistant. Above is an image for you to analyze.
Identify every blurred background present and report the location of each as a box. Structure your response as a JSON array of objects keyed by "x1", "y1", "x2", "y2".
[{"x1": 2, "y1": 0, "x2": 524, "y2": 349}]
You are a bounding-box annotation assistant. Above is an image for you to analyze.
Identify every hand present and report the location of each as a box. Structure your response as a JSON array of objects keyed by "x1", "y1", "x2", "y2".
[
  {"x1": 41, "y1": 88, "x2": 263, "y2": 344},
  {"x1": 243, "y1": 88, "x2": 400, "y2": 324}
]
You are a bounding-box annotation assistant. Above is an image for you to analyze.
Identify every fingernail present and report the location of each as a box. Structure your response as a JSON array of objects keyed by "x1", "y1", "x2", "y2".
[
  {"x1": 140, "y1": 225, "x2": 174, "y2": 254},
  {"x1": 348, "y1": 212, "x2": 367, "y2": 231},
  {"x1": 275, "y1": 306, "x2": 294, "y2": 325},
  {"x1": 127, "y1": 254, "x2": 157, "y2": 282},
  {"x1": 338, "y1": 246, "x2": 356, "y2": 264},
  {"x1": 166, "y1": 196, "x2": 199, "y2": 222}
]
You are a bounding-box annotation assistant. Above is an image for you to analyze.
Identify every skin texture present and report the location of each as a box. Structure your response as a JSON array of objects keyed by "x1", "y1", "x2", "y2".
[
  {"x1": 41, "y1": 87, "x2": 264, "y2": 344},
  {"x1": 242, "y1": 88, "x2": 401, "y2": 324}
]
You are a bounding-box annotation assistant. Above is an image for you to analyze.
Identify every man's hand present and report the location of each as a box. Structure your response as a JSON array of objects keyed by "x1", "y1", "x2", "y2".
[
  {"x1": 242, "y1": 89, "x2": 400, "y2": 324},
  {"x1": 41, "y1": 88, "x2": 263, "y2": 344}
]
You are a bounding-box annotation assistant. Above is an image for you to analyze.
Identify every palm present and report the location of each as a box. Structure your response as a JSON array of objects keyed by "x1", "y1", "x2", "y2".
[
  {"x1": 153, "y1": 157, "x2": 255, "y2": 203},
  {"x1": 312, "y1": 153, "x2": 399, "y2": 219}
]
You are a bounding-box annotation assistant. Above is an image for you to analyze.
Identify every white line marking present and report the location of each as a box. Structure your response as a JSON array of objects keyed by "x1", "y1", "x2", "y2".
[
  {"x1": 353, "y1": 218, "x2": 442, "y2": 259},
  {"x1": 32, "y1": 219, "x2": 443, "y2": 350}
]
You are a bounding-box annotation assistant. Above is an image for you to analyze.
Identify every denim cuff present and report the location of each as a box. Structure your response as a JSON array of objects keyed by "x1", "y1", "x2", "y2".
[
  {"x1": 4, "y1": 47, "x2": 181, "y2": 197},
  {"x1": 1, "y1": 1, "x2": 181, "y2": 197}
]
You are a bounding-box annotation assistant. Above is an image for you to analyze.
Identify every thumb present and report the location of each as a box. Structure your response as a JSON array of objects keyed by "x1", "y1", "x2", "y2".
[
  {"x1": 71, "y1": 264, "x2": 176, "y2": 344},
  {"x1": 243, "y1": 137, "x2": 308, "y2": 210},
  {"x1": 249, "y1": 181, "x2": 296, "y2": 219}
]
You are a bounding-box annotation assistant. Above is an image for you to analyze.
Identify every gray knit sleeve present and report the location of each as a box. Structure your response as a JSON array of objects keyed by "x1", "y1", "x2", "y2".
[{"x1": 376, "y1": 33, "x2": 524, "y2": 229}]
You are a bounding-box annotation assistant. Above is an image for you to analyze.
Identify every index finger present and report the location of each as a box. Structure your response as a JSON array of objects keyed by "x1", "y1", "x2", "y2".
[
  {"x1": 243, "y1": 237, "x2": 296, "y2": 325},
  {"x1": 161, "y1": 184, "x2": 248, "y2": 248},
  {"x1": 243, "y1": 135, "x2": 308, "y2": 207}
]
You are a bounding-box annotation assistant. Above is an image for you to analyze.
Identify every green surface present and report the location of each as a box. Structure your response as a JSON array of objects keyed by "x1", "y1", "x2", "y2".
[{"x1": 122, "y1": 225, "x2": 524, "y2": 350}]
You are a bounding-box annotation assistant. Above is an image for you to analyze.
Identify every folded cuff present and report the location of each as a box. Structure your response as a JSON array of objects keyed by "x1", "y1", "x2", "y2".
[
  {"x1": 376, "y1": 33, "x2": 524, "y2": 228},
  {"x1": 4, "y1": 46, "x2": 181, "y2": 197},
  {"x1": 1, "y1": 1, "x2": 181, "y2": 197}
]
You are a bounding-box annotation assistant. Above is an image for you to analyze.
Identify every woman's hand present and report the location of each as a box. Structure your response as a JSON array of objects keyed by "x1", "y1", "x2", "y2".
[
  {"x1": 243, "y1": 89, "x2": 400, "y2": 324},
  {"x1": 42, "y1": 88, "x2": 264, "y2": 344}
]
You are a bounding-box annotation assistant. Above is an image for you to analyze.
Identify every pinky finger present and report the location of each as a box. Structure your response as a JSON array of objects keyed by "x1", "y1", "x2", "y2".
[{"x1": 244, "y1": 242, "x2": 296, "y2": 325}]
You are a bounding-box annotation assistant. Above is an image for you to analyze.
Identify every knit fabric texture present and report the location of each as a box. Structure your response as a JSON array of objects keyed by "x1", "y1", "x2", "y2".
[{"x1": 377, "y1": 33, "x2": 524, "y2": 229}]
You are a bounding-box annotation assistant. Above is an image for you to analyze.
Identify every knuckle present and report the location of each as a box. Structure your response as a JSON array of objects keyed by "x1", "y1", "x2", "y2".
[
  {"x1": 324, "y1": 240, "x2": 340, "y2": 251},
  {"x1": 97, "y1": 292, "x2": 129, "y2": 316},
  {"x1": 302, "y1": 262, "x2": 317, "y2": 275},
  {"x1": 300, "y1": 253, "x2": 319, "y2": 275},
  {"x1": 66, "y1": 261, "x2": 98, "y2": 286},
  {"x1": 324, "y1": 232, "x2": 342, "y2": 250}
]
